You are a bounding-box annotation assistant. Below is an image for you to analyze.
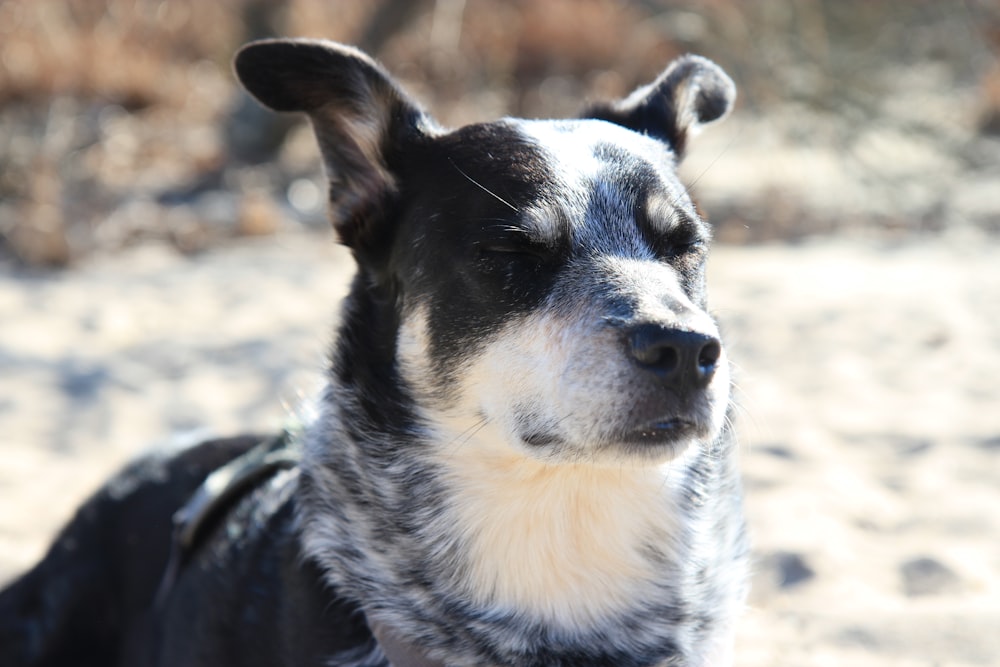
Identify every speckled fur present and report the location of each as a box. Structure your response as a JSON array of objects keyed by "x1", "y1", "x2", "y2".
[{"x1": 0, "y1": 40, "x2": 749, "y2": 667}]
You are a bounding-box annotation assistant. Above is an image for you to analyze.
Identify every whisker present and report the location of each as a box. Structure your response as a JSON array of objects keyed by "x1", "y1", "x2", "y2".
[
  {"x1": 449, "y1": 158, "x2": 519, "y2": 212},
  {"x1": 686, "y1": 128, "x2": 740, "y2": 191},
  {"x1": 444, "y1": 416, "x2": 491, "y2": 457}
]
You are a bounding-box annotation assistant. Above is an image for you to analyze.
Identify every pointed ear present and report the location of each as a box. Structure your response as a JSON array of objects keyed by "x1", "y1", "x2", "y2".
[
  {"x1": 583, "y1": 54, "x2": 735, "y2": 158},
  {"x1": 233, "y1": 38, "x2": 435, "y2": 250}
]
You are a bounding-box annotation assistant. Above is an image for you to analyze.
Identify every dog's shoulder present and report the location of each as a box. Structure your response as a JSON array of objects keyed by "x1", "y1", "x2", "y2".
[{"x1": 149, "y1": 463, "x2": 377, "y2": 667}]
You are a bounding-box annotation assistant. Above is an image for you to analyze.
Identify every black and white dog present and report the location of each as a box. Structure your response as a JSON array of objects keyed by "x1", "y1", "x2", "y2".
[{"x1": 0, "y1": 39, "x2": 747, "y2": 666}]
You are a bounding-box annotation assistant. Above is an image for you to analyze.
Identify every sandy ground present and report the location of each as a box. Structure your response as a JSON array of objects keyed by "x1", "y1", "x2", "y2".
[{"x1": 1, "y1": 232, "x2": 998, "y2": 666}]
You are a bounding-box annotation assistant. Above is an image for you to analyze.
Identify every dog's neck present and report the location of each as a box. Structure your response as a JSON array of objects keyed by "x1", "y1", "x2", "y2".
[
  {"x1": 424, "y1": 415, "x2": 696, "y2": 629},
  {"x1": 297, "y1": 382, "x2": 741, "y2": 666}
]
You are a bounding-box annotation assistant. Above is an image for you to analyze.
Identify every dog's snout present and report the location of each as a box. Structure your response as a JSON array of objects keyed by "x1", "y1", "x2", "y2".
[{"x1": 627, "y1": 324, "x2": 721, "y2": 390}]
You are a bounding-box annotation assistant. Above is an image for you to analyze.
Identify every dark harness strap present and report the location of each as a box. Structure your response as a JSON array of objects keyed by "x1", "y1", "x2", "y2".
[
  {"x1": 154, "y1": 432, "x2": 300, "y2": 608},
  {"x1": 151, "y1": 432, "x2": 445, "y2": 666}
]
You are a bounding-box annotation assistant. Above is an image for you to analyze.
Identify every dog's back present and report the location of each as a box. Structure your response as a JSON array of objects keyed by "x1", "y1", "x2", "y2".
[{"x1": 0, "y1": 436, "x2": 259, "y2": 665}]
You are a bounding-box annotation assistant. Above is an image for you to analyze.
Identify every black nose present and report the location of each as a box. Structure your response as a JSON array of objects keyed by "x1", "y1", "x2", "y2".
[{"x1": 627, "y1": 323, "x2": 721, "y2": 390}]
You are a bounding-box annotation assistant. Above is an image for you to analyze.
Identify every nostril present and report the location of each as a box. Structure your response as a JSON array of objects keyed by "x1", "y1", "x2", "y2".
[
  {"x1": 642, "y1": 345, "x2": 678, "y2": 373},
  {"x1": 698, "y1": 339, "x2": 721, "y2": 373},
  {"x1": 629, "y1": 324, "x2": 680, "y2": 372}
]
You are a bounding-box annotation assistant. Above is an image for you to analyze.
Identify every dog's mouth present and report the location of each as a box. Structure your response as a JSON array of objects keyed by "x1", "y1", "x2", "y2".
[
  {"x1": 520, "y1": 417, "x2": 700, "y2": 451},
  {"x1": 617, "y1": 417, "x2": 698, "y2": 445}
]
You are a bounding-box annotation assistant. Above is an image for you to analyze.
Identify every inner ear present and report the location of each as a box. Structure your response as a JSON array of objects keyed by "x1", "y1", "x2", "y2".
[
  {"x1": 582, "y1": 54, "x2": 735, "y2": 158},
  {"x1": 234, "y1": 38, "x2": 438, "y2": 252}
]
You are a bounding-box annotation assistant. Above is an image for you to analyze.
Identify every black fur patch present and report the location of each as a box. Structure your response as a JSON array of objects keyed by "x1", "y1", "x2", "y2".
[{"x1": 391, "y1": 122, "x2": 565, "y2": 378}]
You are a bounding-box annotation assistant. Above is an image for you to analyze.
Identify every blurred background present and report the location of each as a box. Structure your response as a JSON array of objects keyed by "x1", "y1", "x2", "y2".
[
  {"x1": 2, "y1": 0, "x2": 999, "y2": 263},
  {"x1": 1, "y1": 2, "x2": 999, "y2": 666}
]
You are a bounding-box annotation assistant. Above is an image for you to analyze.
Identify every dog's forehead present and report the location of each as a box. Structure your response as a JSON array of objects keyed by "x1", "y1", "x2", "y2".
[
  {"x1": 517, "y1": 118, "x2": 674, "y2": 178},
  {"x1": 511, "y1": 119, "x2": 697, "y2": 239}
]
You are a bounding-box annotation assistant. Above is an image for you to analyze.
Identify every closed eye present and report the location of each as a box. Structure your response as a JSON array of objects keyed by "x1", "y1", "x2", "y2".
[
  {"x1": 636, "y1": 194, "x2": 708, "y2": 259},
  {"x1": 478, "y1": 240, "x2": 552, "y2": 262},
  {"x1": 474, "y1": 225, "x2": 557, "y2": 264},
  {"x1": 642, "y1": 227, "x2": 707, "y2": 261},
  {"x1": 670, "y1": 237, "x2": 706, "y2": 254}
]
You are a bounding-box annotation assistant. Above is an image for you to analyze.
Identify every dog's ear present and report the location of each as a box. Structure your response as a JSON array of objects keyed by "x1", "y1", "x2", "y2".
[
  {"x1": 583, "y1": 55, "x2": 735, "y2": 158},
  {"x1": 234, "y1": 39, "x2": 434, "y2": 249}
]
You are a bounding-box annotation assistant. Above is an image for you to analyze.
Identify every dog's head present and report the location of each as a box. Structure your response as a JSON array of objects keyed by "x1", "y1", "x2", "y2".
[{"x1": 235, "y1": 40, "x2": 735, "y2": 467}]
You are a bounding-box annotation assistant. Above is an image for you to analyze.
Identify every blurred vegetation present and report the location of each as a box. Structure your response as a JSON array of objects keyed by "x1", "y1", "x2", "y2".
[{"x1": 1, "y1": 0, "x2": 998, "y2": 265}]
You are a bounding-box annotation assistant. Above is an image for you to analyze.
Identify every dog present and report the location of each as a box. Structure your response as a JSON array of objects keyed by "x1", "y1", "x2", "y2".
[{"x1": 0, "y1": 39, "x2": 748, "y2": 666}]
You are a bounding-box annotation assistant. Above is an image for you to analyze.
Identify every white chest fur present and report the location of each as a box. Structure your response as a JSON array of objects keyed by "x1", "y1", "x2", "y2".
[{"x1": 432, "y1": 434, "x2": 689, "y2": 629}]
